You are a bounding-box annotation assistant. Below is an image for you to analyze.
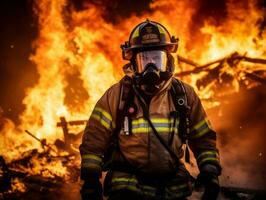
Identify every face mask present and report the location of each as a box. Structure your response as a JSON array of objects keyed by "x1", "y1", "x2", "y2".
[
  {"x1": 135, "y1": 50, "x2": 167, "y2": 73},
  {"x1": 134, "y1": 50, "x2": 169, "y2": 95}
]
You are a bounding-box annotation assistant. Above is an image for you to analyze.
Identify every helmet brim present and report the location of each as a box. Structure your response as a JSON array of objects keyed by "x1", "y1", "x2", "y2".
[{"x1": 122, "y1": 43, "x2": 178, "y2": 60}]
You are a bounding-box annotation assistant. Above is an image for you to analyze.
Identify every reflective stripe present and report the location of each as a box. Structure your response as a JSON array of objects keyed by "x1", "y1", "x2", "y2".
[
  {"x1": 94, "y1": 107, "x2": 112, "y2": 121},
  {"x1": 131, "y1": 27, "x2": 140, "y2": 39},
  {"x1": 197, "y1": 151, "x2": 219, "y2": 167},
  {"x1": 111, "y1": 177, "x2": 140, "y2": 193},
  {"x1": 168, "y1": 183, "x2": 188, "y2": 190},
  {"x1": 112, "y1": 185, "x2": 140, "y2": 192},
  {"x1": 81, "y1": 163, "x2": 101, "y2": 170},
  {"x1": 132, "y1": 118, "x2": 174, "y2": 125},
  {"x1": 190, "y1": 119, "x2": 211, "y2": 139},
  {"x1": 140, "y1": 185, "x2": 156, "y2": 196},
  {"x1": 109, "y1": 174, "x2": 192, "y2": 199},
  {"x1": 82, "y1": 154, "x2": 102, "y2": 162},
  {"x1": 166, "y1": 190, "x2": 191, "y2": 199},
  {"x1": 91, "y1": 107, "x2": 113, "y2": 130},
  {"x1": 81, "y1": 154, "x2": 102, "y2": 170},
  {"x1": 166, "y1": 183, "x2": 191, "y2": 199},
  {"x1": 112, "y1": 177, "x2": 138, "y2": 184},
  {"x1": 193, "y1": 119, "x2": 206, "y2": 130},
  {"x1": 157, "y1": 24, "x2": 167, "y2": 34},
  {"x1": 131, "y1": 117, "x2": 178, "y2": 134},
  {"x1": 197, "y1": 151, "x2": 218, "y2": 160},
  {"x1": 198, "y1": 157, "x2": 219, "y2": 166}
]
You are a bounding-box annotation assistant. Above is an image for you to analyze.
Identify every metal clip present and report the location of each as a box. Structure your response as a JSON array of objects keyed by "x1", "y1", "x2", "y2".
[{"x1": 123, "y1": 116, "x2": 130, "y2": 135}]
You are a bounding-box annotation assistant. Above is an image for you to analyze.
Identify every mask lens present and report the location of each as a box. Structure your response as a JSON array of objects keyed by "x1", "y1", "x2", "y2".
[{"x1": 135, "y1": 50, "x2": 167, "y2": 73}]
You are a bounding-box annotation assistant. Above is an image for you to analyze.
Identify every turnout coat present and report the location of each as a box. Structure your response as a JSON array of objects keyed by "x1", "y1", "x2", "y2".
[{"x1": 80, "y1": 73, "x2": 220, "y2": 199}]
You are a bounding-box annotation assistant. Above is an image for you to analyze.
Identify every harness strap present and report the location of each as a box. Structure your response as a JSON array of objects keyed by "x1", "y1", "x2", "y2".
[
  {"x1": 103, "y1": 77, "x2": 191, "y2": 170},
  {"x1": 133, "y1": 85, "x2": 181, "y2": 165},
  {"x1": 103, "y1": 76, "x2": 134, "y2": 171},
  {"x1": 170, "y1": 78, "x2": 191, "y2": 163}
]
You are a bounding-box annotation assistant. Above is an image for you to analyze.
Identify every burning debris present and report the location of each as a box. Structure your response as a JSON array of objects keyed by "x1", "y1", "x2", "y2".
[{"x1": 176, "y1": 52, "x2": 266, "y2": 102}]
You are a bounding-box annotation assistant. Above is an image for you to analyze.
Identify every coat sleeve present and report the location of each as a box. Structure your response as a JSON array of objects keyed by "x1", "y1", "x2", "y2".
[
  {"x1": 79, "y1": 83, "x2": 120, "y2": 177},
  {"x1": 185, "y1": 84, "x2": 221, "y2": 173}
]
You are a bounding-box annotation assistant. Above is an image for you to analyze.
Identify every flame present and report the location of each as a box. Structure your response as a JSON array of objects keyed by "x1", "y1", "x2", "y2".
[
  {"x1": 0, "y1": 0, "x2": 265, "y2": 185},
  {"x1": 10, "y1": 178, "x2": 26, "y2": 193}
]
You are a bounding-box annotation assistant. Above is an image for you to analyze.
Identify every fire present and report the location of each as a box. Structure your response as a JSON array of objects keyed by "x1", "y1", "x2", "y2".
[
  {"x1": 0, "y1": 0, "x2": 265, "y2": 193},
  {"x1": 10, "y1": 178, "x2": 26, "y2": 193},
  {"x1": 200, "y1": 1, "x2": 265, "y2": 61}
]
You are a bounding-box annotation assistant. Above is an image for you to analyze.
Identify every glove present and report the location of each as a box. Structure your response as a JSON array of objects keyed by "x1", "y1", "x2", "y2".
[
  {"x1": 80, "y1": 180, "x2": 103, "y2": 200},
  {"x1": 80, "y1": 169, "x2": 103, "y2": 200},
  {"x1": 195, "y1": 164, "x2": 220, "y2": 200}
]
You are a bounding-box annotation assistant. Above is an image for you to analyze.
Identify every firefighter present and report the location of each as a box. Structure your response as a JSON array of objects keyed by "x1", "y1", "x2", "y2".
[{"x1": 80, "y1": 20, "x2": 221, "y2": 200}]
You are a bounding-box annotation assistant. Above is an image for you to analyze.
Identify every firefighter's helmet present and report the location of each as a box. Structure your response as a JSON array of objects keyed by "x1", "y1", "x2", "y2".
[{"x1": 121, "y1": 19, "x2": 178, "y2": 60}]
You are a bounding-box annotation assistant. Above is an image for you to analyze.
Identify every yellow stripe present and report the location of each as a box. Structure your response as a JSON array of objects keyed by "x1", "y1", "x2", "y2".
[
  {"x1": 141, "y1": 186, "x2": 156, "y2": 196},
  {"x1": 141, "y1": 185, "x2": 156, "y2": 191},
  {"x1": 132, "y1": 118, "x2": 145, "y2": 125},
  {"x1": 131, "y1": 27, "x2": 140, "y2": 39},
  {"x1": 157, "y1": 24, "x2": 167, "y2": 34},
  {"x1": 132, "y1": 127, "x2": 178, "y2": 134},
  {"x1": 132, "y1": 127, "x2": 149, "y2": 134},
  {"x1": 132, "y1": 118, "x2": 174, "y2": 125},
  {"x1": 112, "y1": 185, "x2": 140, "y2": 192},
  {"x1": 197, "y1": 151, "x2": 218, "y2": 160},
  {"x1": 192, "y1": 119, "x2": 207, "y2": 130},
  {"x1": 94, "y1": 107, "x2": 112, "y2": 122},
  {"x1": 142, "y1": 191, "x2": 156, "y2": 196},
  {"x1": 168, "y1": 184, "x2": 188, "y2": 190},
  {"x1": 131, "y1": 117, "x2": 176, "y2": 134},
  {"x1": 81, "y1": 163, "x2": 101, "y2": 170},
  {"x1": 82, "y1": 154, "x2": 102, "y2": 162},
  {"x1": 112, "y1": 177, "x2": 138, "y2": 183},
  {"x1": 190, "y1": 127, "x2": 210, "y2": 139},
  {"x1": 91, "y1": 114, "x2": 111, "y2": 129}
]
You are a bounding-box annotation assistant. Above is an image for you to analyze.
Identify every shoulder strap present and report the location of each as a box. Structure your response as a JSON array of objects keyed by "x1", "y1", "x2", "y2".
[
  {"x1": 103, "y1": 76, "x2": 133, "y2": 170},
  {"x1": 170, "y1": 78, "x2": 191, "y2": 163}
]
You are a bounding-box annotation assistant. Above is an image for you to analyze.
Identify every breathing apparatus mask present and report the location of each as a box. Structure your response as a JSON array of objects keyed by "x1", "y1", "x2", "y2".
[{"x1": 133, "y1": 50, "x2": 173, "y2": 94}]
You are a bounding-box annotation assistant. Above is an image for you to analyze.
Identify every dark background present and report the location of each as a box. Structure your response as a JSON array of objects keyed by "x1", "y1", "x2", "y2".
[{"x1": 0, "y1": 0, "x2": 37, "y2": 122}]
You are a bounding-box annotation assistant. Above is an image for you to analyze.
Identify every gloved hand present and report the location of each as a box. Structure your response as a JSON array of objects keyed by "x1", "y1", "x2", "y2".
[
  {"x1": 80, "y1": 180, "x2": 103, "y2": 200},
  {"x1": 195, "y1": 165, "x2": 220, "y2": 200},
  {"x1": 80, "y1": 169, "x2": 103, "y2": 200}
]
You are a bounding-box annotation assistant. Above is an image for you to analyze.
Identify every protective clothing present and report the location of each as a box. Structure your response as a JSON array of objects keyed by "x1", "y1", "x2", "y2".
[{"x1": 80, "y1": 68, "x2": 221, "y2": 200}]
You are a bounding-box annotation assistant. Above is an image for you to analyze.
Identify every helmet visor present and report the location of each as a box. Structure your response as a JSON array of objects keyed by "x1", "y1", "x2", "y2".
[{"x1": 135, "y1": 50, "x2": 167, "y2": 73}]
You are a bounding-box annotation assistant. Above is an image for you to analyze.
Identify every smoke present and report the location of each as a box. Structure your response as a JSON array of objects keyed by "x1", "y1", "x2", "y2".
[{"x1": 208, "y1": 84, "x2": 266, "y2": 189}]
